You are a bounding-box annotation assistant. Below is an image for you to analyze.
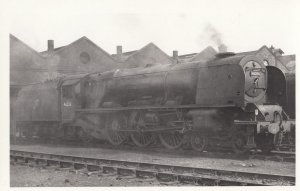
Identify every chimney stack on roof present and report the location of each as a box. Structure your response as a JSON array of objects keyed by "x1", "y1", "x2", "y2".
[
  {"x1": 48, "y1": 40, "x2": 54, "y2": 51},
  {"x1": 117, "y1": 45, "x2": 123, "y2": 55},
  {"x1": 218, "y1": 44, "x2": 227, "y2": 53},
  {"x1": 173, "y1": 50, "x2": 178, "y2": 60}
]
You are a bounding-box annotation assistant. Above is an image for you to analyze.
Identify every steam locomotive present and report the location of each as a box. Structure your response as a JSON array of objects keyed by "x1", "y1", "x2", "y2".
[{"x1": 14, "y1": 52, "x2": 295, "y2": 153}]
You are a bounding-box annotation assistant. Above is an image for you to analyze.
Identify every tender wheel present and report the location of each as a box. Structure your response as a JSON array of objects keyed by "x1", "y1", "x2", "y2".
[
  {"x1": 129, "y1": 112, "x2": 155, "y2": 147},
  {"x1": 190, "y1": 133, "x2": 207, "y2": 152},
  {"x1": 106, "y1": 114, "x2": 128, "y2": 146},
  {"x1": 231, "y1": 131, "x2": 248, "y2": 154},
  {"x1": 159, "y1": 131, "x2": 184, "y2": 149}
]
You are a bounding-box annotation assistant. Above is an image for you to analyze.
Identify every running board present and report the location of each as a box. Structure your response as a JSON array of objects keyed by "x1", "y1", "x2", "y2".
[{"x1": 76, "y1": 104, "x2": 236, "y2": 114}]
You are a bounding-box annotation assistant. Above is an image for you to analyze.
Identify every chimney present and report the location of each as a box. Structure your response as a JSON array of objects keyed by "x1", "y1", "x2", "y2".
[
  {"x1": 48, "y1": 40, "x2": 54, "y2": 51},
  {"x1": 218, "y1": 44, "x2": 227, "y2": 53},
  {"x1": 173, "y1": 50, "x2": 178, "y2": 60},
  {"x1": 117, "y1": 45, "x2": 122, "y2": 55}
]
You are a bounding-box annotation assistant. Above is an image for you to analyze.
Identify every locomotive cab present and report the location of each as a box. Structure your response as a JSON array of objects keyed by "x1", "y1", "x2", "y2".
[{"x1": 60, "y1": 76, "x2": 83, "y2": 123}]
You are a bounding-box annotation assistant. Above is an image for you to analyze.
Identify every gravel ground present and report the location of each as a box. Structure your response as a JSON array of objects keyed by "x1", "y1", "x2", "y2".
[{"x1": 11, "y1": 164, "x2": 167, "y2": 187}]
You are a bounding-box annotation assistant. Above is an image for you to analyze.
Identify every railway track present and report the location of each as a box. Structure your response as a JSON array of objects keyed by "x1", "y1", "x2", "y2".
[
  {"x1": 10, "y1": 149, "x2": 295, "y2": 186},
  {"x1": 12, "y1": 138, "x2": 296, "y2": 163}
]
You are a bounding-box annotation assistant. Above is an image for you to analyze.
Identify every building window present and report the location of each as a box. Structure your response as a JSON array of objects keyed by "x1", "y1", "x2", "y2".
[
  {"x1": 80, "y1": 52, "x2": 91, "y2": 64},
  {"x1": 263, "y1": 60, "x2": 269, "y2": 66}
]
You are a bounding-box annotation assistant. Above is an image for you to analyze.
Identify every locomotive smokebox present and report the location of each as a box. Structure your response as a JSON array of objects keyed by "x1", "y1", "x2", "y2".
[{"x1": 218, "y1": 44, "x2": 227, "y2": 53}]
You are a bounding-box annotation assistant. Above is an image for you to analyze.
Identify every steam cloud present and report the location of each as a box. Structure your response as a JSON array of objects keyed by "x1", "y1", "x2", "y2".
[{"x1": 202, "y1": 24, "x2": 227, "y2": 52}]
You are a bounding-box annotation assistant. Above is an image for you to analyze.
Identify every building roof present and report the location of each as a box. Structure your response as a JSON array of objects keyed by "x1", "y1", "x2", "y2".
[
  {"x1": 190, "y1": 46, "x2": 217, "y2": 62},
  {"x1": 178, "y1": 46, "x2": 217, "y2": 63},
  {"x1": 278, "y1": 54, "x2": 295, "y2": 64},
  {"x1": 278, "y1": 54, "x2": 295, "y2": 71},
  {"x1": 233, "y1": 45, "x2": 274, "y2": 56},
  {"x1": 112, "y1": 42, "x2": 172, "y2": 63},
  {"x1": 111, "y1": 50, "x2": 137, "y2": 62},
  {"x1": 10, "y1": 34, "x2": 45, "y2": 59},
  {"x1": 130, "y1": 42, "x2": 171, "y2": 60},
  {"x1": 40, "y1": 36, "x2": 115, "y2": 62}
]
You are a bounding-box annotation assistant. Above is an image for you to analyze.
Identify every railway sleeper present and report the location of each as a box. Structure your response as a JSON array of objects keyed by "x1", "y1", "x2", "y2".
[
  {"x1": 116, "y1": 167, "x2": 136, "y2": 178},
  {"x1": 135, "y1": 170, "x2": 157, "y2": 179},
  {"x1": 73, "y1": 163, "x2": 86, "y2": 170},
  {"x1": 59, "y1": 161, "x2": 73, "y2": 169},
  {"x1": 34, "y1": 158, "x2": 47, "y2": 166},
  {"x1": 102, "y1": 166, "x2": 117, "y2": 175},
  {"x1": 172, "y1": 166, "x2": 194, "y2": 174},
  {"x1": 11, "y1": 155, "x2": 26, "y2": 165},
  {"x1": 156, "y1": 172, "x2": 178, "y2": 182},
  {"x1": 86, "y1": 164, "x2": 100, "y2": 172}
]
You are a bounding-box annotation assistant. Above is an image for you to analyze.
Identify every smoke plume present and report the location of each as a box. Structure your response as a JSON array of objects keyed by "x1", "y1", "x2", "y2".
[{"x1": 202, "y1": 24, "x2": 228, "y2": 52}]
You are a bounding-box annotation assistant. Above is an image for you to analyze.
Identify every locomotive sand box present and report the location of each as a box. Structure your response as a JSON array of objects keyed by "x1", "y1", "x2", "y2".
[{"x1": 14, "y1": 52, "x2": 295, "y2": 153}]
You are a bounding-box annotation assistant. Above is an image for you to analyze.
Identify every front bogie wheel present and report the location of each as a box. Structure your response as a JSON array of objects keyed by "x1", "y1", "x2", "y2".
[
  {"x1": 255, "y1": 134, "x2": 274, "y2": 153},
  {"x1": 231, "y1": 131, "x2": 248, "y2": 154}
]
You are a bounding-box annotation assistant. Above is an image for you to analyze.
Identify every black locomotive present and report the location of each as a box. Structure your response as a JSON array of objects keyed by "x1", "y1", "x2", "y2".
[{"x1": 13, "y1": 52, "x2": 295, "y2": 153}]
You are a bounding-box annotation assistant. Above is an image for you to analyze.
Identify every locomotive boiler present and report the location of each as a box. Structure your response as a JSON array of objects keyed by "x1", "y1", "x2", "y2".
[{"x1": 13, "y1": 53, "x2": 295, "y2": 153}]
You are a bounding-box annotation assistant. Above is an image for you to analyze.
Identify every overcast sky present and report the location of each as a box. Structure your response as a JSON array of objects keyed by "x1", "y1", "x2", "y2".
[{"x1": 4, "y1": 0, "x2": 299, "y2": 55}]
